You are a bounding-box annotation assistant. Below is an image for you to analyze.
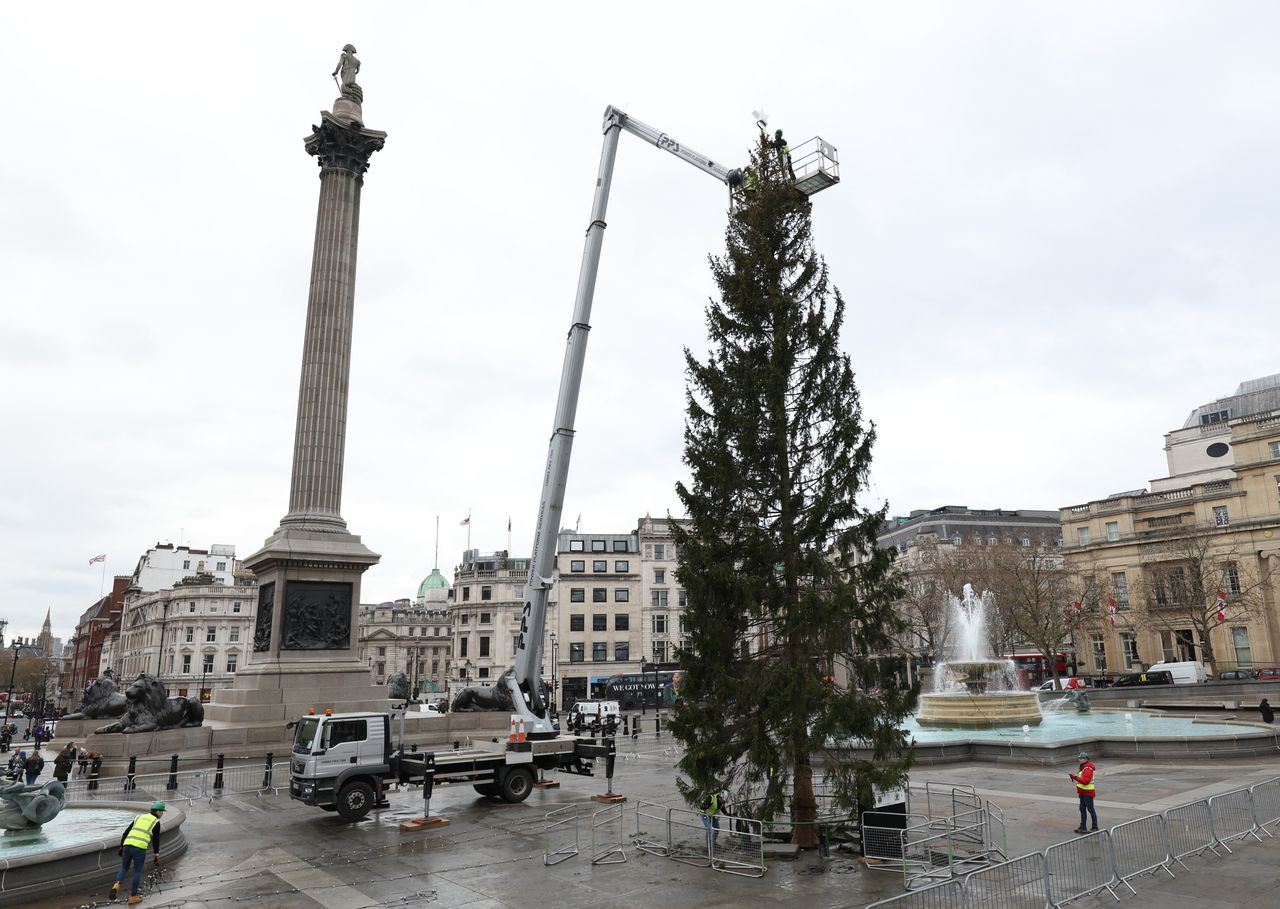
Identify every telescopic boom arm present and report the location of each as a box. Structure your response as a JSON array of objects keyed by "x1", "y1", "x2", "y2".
[{"x1": 501, "y1": 106, "x2": 738, "y2": 738}]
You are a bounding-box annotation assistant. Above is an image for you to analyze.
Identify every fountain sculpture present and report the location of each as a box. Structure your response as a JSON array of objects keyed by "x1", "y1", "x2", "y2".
[{"x1": 915, "y1": 584, "x2": 1043, "y2": 728}]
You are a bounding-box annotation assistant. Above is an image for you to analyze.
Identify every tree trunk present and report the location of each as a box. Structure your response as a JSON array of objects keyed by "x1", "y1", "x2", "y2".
[{"x1": 791, "y1": 759, "x2": 819, "y2": 848}]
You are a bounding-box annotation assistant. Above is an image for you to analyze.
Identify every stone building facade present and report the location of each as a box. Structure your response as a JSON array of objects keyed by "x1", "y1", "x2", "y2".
[
  {"x1": 357, "y1": 566, "x2": 453, "y2": 698},
  {"x1": 450, "y1": 550, "x2": 528, "y2": 691},
  {"x1": 1059, "y1": 376, "x2": 1280, "y2": 675}
]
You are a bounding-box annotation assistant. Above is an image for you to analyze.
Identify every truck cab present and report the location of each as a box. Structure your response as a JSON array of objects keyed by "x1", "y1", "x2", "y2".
[{"x1": 289, "y1": 712, "x2": 392, "y2": 819}]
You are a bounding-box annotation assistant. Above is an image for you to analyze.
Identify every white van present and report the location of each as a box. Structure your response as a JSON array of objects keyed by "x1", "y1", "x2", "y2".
[
  {"x1": 568, "y1": 700, "x2": 620, "y2": 721},
  {"x1": 1147, "y1": 661, "x2": 1211, "y2": 684}
]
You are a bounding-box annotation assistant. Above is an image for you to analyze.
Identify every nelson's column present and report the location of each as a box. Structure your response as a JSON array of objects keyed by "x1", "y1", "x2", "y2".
[{"x1": 208, "y1": 46, "x2": 388, "y2": 724}]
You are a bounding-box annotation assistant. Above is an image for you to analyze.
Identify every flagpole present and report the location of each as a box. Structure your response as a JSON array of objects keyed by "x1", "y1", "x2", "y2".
[
  {"x1": 467, "y1": 509, "x2": 471, "y2": 551},
  {"x1": 434, "y1": 515, "x2": 439, "y2": 569},
  {"x1": 507, "y1": 517, "x2": 512, "y2": 557},
  {"x1": 100, "y1": 559, "x2": 107, "y2": 599}
]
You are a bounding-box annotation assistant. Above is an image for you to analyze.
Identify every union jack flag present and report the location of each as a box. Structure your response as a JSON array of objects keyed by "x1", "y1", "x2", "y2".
[{"x1": 88, "y1": 554, "x2": 106, "y2": 565}]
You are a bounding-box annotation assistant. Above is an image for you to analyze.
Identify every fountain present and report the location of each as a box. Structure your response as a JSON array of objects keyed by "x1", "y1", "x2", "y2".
[{"x1": 915, "y1": 584, "x2": 1043, "y2": 728}]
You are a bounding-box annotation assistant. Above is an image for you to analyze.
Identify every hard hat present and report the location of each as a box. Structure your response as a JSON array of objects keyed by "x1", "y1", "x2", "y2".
[
  {"x1": 151, "y1": 801, "x2": 167, "y2": 811},
  {"x1": 1077, "y1": 752, "x2": 1089, "y2": 761}
]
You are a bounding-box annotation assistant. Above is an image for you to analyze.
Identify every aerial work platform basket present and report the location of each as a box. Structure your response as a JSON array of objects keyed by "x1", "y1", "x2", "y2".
[{"x1": 790, "y1": 137, "x2": 840, "y2": 196}]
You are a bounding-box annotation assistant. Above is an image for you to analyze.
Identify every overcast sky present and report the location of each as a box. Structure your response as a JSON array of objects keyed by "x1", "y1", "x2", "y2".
[{"x1": 5, "y1": 3, "x2": 1279, "y2": 643}]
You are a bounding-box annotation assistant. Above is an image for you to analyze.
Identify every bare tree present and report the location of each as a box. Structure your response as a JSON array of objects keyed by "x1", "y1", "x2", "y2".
[{"x1": 1132, "y1": 529, "x2": 1273, "y2": 673}]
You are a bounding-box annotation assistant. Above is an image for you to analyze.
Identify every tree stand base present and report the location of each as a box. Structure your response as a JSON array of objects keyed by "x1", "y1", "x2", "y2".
[{"x1": 400, "y1": 816, "x2": 450, "y2": 832}]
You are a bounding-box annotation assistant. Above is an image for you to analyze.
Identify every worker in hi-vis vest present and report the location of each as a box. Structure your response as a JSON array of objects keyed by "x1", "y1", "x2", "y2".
[
  {"x1": 111, "y1": 800, "x2": 165, "y2": 903},
  {"x1": 1070, "y1": 753, "x2": 1098, "y2": 834}
]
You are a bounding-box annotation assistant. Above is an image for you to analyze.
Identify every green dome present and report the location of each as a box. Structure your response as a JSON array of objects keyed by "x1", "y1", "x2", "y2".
[{"x1": 417, "y1": 568, "x2": 450, "y2": 598}]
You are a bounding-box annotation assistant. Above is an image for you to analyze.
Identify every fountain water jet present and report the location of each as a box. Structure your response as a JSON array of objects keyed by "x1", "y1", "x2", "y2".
[{"x1": 915, "y1": 584, "x2": 1043, "y2": 728}]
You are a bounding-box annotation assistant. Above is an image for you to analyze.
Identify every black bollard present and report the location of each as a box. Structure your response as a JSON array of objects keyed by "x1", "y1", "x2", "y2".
[
  {"x1": 263, "y1": 752, "x2": 274, "y2": 790},
  {"x1": 622, "y1": 715, "x2": 629, "y2": 737},
  {"x1": 655, "y1": 715, "x2": 661, "y2": 738},
  {"x1": 410, "y1": 743, "x2": 418, "y2": 753},
  {"x1": 126, "y1": 756, "x2": 137, "y2": 791},
  {"x1": 214, "y1": 753, "x2": 225, "y2": 792},
  {"x1": 166, "y1": 754, "x2": 179, "y2": 791}
]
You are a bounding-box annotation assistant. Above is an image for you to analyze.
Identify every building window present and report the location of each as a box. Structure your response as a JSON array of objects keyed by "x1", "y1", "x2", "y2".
[
  {"x1": 472, "y1": 667, "x2": 486, "y2": 679},
  {"x1": 232, "y1": 602, "x2": 241, "y2": 613},
  {"x1": 185, "y1": 628, "x2": 194, "y2": 643},
  {"x1": 1077, "y1": 527, "x2": 1091, "y2": 546},
  {"x1": 653, "y1": 614, "x2": 668, "y2": 635},
  {"x1": 377, "y1": 646, "x2": 386, "y2": 656},
  {"x1": 570, "y1": 588, "x2": 585, "y2": 603},
  {"x1": 1105, "y1": 521, "x2": 1119, "y2": 542},
  {"x1": 459, "y1": 638, "x2": 468, "y2": 658},
  {"x1": 592, "y1": 614, "x2": 607, "y2": 631},
  {"x1": 1120, "y1": 633, "x2": 1139, "y2": 669},
  {"x1": 951, "y1": 534, "x2": 961, "y2": 545},
  {"x1": 593, "y1": 560, "x2": 607, "y2": 572},
  {"x1": 1160, "y1": 631, "x2": 1176, "y2": 663},
  {"x1": 1021, "y1": 537, "x2": 1030, "y2": 547},
  {"x1": 1222, "y1": 562, "x2": 1242, "y2": 596},
  {"x1": 615, "y1": 588, "x2": 629, "y2": 602},
  {"x1": 570, "y1": 560, "x2": 585, "y2": 573},
  {"x1": 615, "y1": 642, "x2": 630, "y2": 661},
  {"x1": 591, "y1": 540, "x2": 606, "y2": 552},
  {"x1": 481, "y1": 585, "x2": 492, "y2": 601},
  {"x1": 615, "y1": 560, "x2": 629, "y2": 572},
  {"x1": 229, "y1": 627, "x2": 240, "y2": 642},
  {"x1": 570, "y1": 539, "x2": 585, "y2": 552},
  {"x1": 593, "y1": 588, "x2": 607, "y2": 602},
  {"x1": 1090, "y1": 634, "x2": 1106, "y2": 672},
  {"x1": 592, "y1": 642, "x2": 607, "y2": 661},
  {"x1": 227, "y1": 654, "x2": 238, "y2": 673},
  {"x1": 183, "y1": 560, "x2": 190, "y2": 570},
  {"x1": 206, "y1": 626, "x2": 217, "y2": 642},
  {"x1": 216, "y1": 561, "x2": 227, "y2": 571},
  {"x1": 479, "y1": 612, "x2": 491, "y2": 624},
  {"x1": 654, "y1": 568, "x2": 666, "y2": 584},
  {"x1": 189, "y1": 603, "x2": 196, "y2": 613},
  {"x1": 613, "y1": 539, "x2": 627, "y2": 552},
  {"x1": 203, "y1": 654, "x2": 215, "y2": 673},
  {"x1": 460, "y1": 614, "x2": 469, "y2": 625},
  {"x1": 462, "y1": 587, "x2": 471, "y2": 601},
  {"x1": 1112, "y1": 571, "x2": 1129, "y2": 609},
  {"x1": 651, "y1": 590, "x2": 669, "y2": 608},
  {"x1": 181, "y1": 654, "x2": 192, "y2": 674},
  {"x1": 479, "y1": 636, "x2": 490, "y2": 657},
  {"x1": 652, "y1": 641, "x2": 668, "y2": 662},
  {"x1": 570, "y1": 614, "x2": 585, "y2": 632},
  {"x1": 1270, "y1": 442, "x2": 1280, "y2": 459},
  {"x1": 654, "y1": 543, "x2": 666, "y2": 560},
  {"x1": 1213, "y1": 505, "x2": 1230, "y2": 527},
  {"x1": 678, "y1": 590, "x2": 687, "y2": 608},
  {"x1": 1232, "y1": 627, "x2": 1253, "y2": 666},
  {"x1": 168, "y1": 655, "x2": 174, "y2": 673},
  {"x1": 570, "y1": 643, "x2": 584, "y2": 662},
  {"x1": 615, "y1": 614, "x2": 629, "y2": 631},
  {"x1": 511, "y1": 636, "x2": 519, "y2": 657}
]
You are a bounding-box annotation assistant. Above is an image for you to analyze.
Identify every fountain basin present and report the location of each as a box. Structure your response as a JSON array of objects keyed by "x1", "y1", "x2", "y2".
[
  {"x1": 916, "y1": 691, "x2": 1044, "y2": 727},
  {"x1": 0, "y1": 801, "x2": 187, "y2": 907}
]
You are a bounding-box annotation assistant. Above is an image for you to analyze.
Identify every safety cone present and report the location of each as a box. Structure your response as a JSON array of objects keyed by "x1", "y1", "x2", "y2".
[
  {"x1": 509, "y1": 714, "x2": 519, "y2": 743},
  {"x1": 517, "y1": 717, "x2": 527, "y2": 742}
]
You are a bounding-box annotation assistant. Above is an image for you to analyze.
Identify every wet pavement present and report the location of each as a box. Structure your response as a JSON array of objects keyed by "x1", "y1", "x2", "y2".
[{"x1": 24, "y1": 740, "x2": 1280, "y2": 909}]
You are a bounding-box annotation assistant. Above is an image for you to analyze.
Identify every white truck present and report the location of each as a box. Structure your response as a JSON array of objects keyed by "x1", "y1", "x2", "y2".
[{"x1": 288, "y1": 709, "x2": 613, "y2": 820}]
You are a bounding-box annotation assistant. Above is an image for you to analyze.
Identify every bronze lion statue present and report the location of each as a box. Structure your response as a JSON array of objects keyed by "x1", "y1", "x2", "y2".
[
  {"x1": 64, "y1": 671, "x2": 128, "y2": 720},
  {"x1": 451, "y1": 683, "x2": 514, "y2": 713},
  {"x1": 94, "y1": 673, "x2": 204, "y2": 734}
]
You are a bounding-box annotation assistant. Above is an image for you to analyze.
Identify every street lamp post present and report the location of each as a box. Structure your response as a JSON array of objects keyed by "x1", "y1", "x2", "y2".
[
  {"x1": 642, "y1": 661, "x2": 656, "y2": 715},
  {"x1": 3, "y1": 638, "x2": 34, "y2": 731}
]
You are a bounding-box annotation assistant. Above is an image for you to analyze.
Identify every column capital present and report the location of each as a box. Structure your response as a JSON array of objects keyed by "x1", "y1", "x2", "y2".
[{"x1": 305, "y1": 112, "x2": 387, "y2": 178}]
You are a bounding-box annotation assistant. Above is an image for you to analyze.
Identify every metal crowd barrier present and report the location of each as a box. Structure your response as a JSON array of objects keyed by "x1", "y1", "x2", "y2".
[
  {"x1": 1248, "y1": 777, "x2": 1280, "y2": 832},
  {"x1": 865, "y1": 879, "x2": 967, "y2": 909},
  {"x1": 542, "y1": 805, "x2": 579, "y2": 866},
  {"x1": 712, "y1": 813, "x2": 765, "y2": 877},
  {"x1": 1163, "y1": 800, "x2": 1217, "y2": 867},
  {"x1": 591, "y1": 803, "x2": 628, "y2": 865},
  {"x1": 963, "y1": 851, "x2": 1049, "y2": 909},
  {"x1": 905, "y1": 810, "x2": 991, "y2": 890},
  {"x1": 634, "y1": 799, "x2": 671, "y2": 856},
  {"x1": 1108, "y1": 814, "x2": 1173, "y2": 890},
  {"x1": 1044, "y1": 830, "x2": 1118, "y2": 906},
  {"x1": 1207, "y1": 788, "x2": 1263, "y2": 851},
  {"x1": 667, "y1": 807, "x2": 712, "y2": 867}
]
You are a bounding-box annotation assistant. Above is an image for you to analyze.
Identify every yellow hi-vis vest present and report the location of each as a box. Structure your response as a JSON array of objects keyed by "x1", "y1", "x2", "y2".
[{"x1": 123, "y1": 813, "x2": 160, "y2": 850}]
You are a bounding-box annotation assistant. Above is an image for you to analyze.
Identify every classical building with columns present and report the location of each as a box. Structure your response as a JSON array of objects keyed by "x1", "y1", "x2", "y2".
[
  {"x1": 357, "y1": 566, "x2": 453, "y2": 697},
  {"x1": 1059, "y1": 375, "x2": 1280, "y2": 674}
]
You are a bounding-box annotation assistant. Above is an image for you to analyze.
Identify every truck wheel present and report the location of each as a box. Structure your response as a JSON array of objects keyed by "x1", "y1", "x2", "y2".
[
  {"x1": 336, "y1": 781, "x2": 374, "y2": 821},
  {"x1": 473, "y1": 782, "x2": 500, "y2": 798},
  {"x1": 499, "y1": 767, "x2": 535, "y2": 803}
]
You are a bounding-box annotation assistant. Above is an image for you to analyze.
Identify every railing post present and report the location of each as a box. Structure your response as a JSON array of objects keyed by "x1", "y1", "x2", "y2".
[
  {"x1": 126, "y1": 756, "x2": 137, "y2": 791},
  {"x1": 166, "y1": 754, "x2": 179, "y2": 791},
  {"x1": 263, "y1": 752, "x2": 274, "y2": 790},
  {"x1": 655, "y1": 716, "x2": 661, "y2": 738},
  {"x1": 214, "y1": 753, "x2": 225, "y2": 792}
]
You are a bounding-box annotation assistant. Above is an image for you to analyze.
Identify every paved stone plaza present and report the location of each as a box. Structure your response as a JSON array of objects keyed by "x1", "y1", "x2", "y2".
[{"x1": 29, "y1": 747, "x2": 1280, "y2": 909}]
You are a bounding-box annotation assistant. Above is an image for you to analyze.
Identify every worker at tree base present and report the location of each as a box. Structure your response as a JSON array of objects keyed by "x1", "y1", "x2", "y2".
[
  {"x1": 111, "y1": 801, "x2": 165, "y2": 904},
  {"x1": 699, "y1": 789, "x2": 722, "y2": 852},
  {"x1": 1070, "y1": 752, "x2": 1098, "y2": 834}
]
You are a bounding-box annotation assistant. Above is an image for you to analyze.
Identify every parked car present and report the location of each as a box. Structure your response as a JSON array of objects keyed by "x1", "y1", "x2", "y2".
[
  {"x1": 1254, "y1": 667, "x2": 1280, "y2": 681},
  {"x1": 1112, "y1": 670, "x2": 1175, "y2": 687},
  {"x1": 1217, "y1": 668, "x2": 1257, "y2": 682},
  {"x1": 1147, "y1": 660, "x2": 1211, "y2": 684},
  {"x1": 1036, "y1": 677, "x2": 1090, "y2": 691}
]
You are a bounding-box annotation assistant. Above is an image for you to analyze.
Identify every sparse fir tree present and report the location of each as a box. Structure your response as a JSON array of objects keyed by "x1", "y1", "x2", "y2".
[{"x1": 670, "y1": 133, "x2": 916, "y2": 848}]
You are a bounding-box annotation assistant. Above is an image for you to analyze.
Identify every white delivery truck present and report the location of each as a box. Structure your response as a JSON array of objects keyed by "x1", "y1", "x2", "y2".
[{"x1": 1146, "y1": 661, "x2": 1211, "y2": 684}]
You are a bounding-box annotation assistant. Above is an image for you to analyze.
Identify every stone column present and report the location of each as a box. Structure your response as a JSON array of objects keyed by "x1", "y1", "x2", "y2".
[{"x1": 207, "y1": 77, "x2": 389, "y2": 725}]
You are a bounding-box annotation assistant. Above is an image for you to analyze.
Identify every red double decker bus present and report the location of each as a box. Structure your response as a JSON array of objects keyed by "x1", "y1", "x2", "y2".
[{"x1": 1003, "y1": 652, "x2": 1069, "y2": 689}]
